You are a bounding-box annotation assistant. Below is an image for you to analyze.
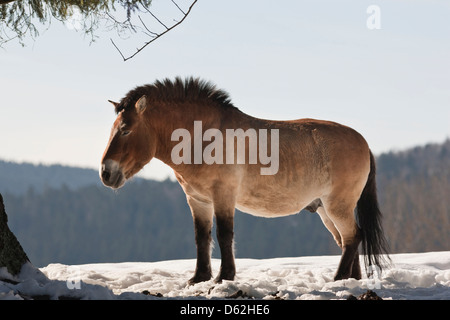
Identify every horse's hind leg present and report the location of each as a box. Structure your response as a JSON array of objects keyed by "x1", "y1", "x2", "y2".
[
  {"x1": 317, "y1": 207, "x2": 342, "y2": 248},
  {"x1": 335, "y1": 234, "x2": 361, "y2": 280},
  {"x1": 186, "y1": 196, "x2": 214, "y2": 285},
  {"x1": 350, "y1": 248, "x2": 362, "y2": 280},
  {"x1": 321, "y1": 199, "x2": 362, "y2": 281}
]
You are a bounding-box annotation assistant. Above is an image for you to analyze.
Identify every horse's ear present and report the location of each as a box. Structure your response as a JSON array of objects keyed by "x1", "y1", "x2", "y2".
[
  {"x1": 135, "y1": 95, "x2": 148, "y2": 114},
  {"x1": 108, "y1": 100, "x2": 119, "y2": 108}
]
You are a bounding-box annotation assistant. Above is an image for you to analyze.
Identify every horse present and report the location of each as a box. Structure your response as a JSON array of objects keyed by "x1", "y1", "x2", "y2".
[{"x1": 100, "y1": 77, "x2": 389, "y2": 284}]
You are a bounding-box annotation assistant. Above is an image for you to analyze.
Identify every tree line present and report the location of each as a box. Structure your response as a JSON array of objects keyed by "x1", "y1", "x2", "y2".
[
  {"x1": 377, "y1": 139, "x2": 450, "y2": 253},
  {"x1": 1, "y1": 139, "x2": 449, "y2": 267},
  {"x1": 3, "y1": 178, "x2": 335, "y2": 267}
]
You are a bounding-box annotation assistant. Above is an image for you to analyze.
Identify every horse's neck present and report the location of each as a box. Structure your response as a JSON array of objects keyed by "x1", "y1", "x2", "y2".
[{"x1": 151, "y1": 102, "x2": 250, "y2": 168}]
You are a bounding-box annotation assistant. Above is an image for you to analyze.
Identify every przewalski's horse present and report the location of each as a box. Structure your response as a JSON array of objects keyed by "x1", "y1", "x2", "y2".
[{"x1": 100, "y1": 77, "x2": 389, "y2": 284}]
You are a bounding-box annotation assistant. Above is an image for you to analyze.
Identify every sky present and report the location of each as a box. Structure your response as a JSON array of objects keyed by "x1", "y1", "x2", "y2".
[{"x1": 1, "y1": 0, "x2": 449, "y2": 181}]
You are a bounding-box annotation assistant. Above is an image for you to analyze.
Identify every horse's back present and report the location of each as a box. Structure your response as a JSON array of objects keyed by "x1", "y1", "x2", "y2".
[{"x1": 235, "y1": 117, "x2": 370, "y2": 217}]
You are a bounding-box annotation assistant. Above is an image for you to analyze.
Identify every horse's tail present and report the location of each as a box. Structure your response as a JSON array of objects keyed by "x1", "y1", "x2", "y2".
[{"x1": 356, "y1": 150, "x2": 390, "y2": 274}]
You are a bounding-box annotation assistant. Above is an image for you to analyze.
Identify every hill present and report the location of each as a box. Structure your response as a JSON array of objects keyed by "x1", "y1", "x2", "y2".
[
  {"x1": 0, "y1": 139, "x2": 449, "y2": 267},
  {"x1": 0, "y1": 160, "x2": 102, "y2": 195}
]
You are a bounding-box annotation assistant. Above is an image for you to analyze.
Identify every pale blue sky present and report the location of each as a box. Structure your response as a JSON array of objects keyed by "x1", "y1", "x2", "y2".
[{"x1": 1, "y1": 0, "x2": 449, "y2": 180}]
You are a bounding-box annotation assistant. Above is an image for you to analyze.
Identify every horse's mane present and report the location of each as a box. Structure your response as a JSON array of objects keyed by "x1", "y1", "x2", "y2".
[{"x1": 115, "y1": 77, "x2": 238, "y2": 114}]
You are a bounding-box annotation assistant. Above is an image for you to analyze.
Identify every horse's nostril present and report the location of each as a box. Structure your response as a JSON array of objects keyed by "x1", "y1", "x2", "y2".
[
  {"x1": 102, "y1": 169, "x2": 111, "y2": 182},
  {"x1": 100, "y1": 160, "x2": 125, "y2": 189}
]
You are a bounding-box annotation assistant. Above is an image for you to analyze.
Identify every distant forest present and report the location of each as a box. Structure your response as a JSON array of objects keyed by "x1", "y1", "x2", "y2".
[
  {"x1": 0, "y1": 139, "x2": 449, "y2": 267},
  {"x1": 377, "y1": 140, "x2": 450, "y2": 253}
]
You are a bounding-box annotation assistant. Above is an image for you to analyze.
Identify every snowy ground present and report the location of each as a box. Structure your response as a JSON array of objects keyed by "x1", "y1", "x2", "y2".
[{"x1": 1, "y1": 251, "x2": 449, "y2": 300}]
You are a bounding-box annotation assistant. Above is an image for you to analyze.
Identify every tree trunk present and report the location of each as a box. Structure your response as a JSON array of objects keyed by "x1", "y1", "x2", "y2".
[
  {"x1": 0, "y1": 193, "x2": 29, "y2": 276},
  {"x1": 0, "y1": 0, "x2": 16, "y2": 5}
]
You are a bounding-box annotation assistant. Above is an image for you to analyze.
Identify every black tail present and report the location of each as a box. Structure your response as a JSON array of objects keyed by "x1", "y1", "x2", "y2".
[{"x1": 356, "y1": 151, "x2": 390, "y2": 274}]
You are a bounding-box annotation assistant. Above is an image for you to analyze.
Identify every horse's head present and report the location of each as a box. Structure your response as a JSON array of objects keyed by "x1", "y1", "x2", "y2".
[{"x1": 100, "y1": 95, "x2": 156, "y2": 189}]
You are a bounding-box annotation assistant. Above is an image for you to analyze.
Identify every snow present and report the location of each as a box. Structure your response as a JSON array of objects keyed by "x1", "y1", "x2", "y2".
[{"x1": 1, "y1": 251, "x2": 449, "y2": 300}]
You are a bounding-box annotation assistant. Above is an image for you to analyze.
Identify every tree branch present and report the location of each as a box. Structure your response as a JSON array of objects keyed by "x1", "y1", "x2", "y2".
[
  {"x1": 171, "y1": 0, "x2": 185, "y2": 15},
  {"x1": 111, "y1": 0, "x2": 197, "y2": 62},
  {"x1": 144, "y1": 6, "x2": 169, "y2": 30},
  {"x1": 138, "y1": 15, "x2": 158, "y2": 36}
]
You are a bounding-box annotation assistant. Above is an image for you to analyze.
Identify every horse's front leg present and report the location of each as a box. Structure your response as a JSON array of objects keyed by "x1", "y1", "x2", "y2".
[
  {"x1": 186, "y1": 197, "x2": 214, "y2": 285},
  {"x1": 215, "y1": 209, "x2": 236, "y2": 282}
]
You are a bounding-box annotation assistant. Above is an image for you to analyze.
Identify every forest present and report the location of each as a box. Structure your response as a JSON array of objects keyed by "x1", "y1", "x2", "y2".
[
  {"x1": 0, "y1": 139, "x2": 449, "y2": 267},
  {"x1": 377, "y1": 140, "x2": 450, "y2": 253}
]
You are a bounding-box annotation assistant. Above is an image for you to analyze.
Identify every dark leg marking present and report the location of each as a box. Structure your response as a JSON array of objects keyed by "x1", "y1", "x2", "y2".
[
  {"x1": 334, "y1": 236, "x2": 361, "y2": 281},
  {"x1": 189, "y1": 218, "x2": 213, "y2": 284},
  {"x1": 215, "y1": 215, "x2": 236, "y2": 283}
]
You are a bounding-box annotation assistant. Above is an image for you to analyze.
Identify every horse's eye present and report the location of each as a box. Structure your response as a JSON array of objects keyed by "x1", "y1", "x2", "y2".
[{"x1": 121, "y1": 130, "x2": 131, "y2": 136}]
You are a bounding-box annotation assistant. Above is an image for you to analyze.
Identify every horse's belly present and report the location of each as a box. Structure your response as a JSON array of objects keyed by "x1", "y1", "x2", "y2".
[
  {"x1": 235, "y1": 200, "x2": 305, "y2": 218},
  {"x1": 235, "y1": 179, "x2": 316, "y2": 217}
]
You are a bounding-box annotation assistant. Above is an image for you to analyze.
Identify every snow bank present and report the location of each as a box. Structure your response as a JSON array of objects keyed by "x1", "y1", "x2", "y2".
[{"x1": 1, "y1": 251, "x2": 449, "y2": 300}]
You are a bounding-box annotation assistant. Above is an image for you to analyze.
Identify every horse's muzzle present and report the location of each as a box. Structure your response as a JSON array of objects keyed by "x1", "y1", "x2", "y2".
[{"x1": 100, "y1": 159, "x2": 125, "y2": 189}]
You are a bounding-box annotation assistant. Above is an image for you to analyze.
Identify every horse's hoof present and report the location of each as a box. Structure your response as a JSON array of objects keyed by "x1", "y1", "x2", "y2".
[
  {"x1": 188, "y1": 273, "x2": 212, "y2": 285},
  {"x1": 214, "y1": 273, "x2": 235, "y2": 283},
  {"x1": 333, "y1": 273, "x2": 349, "y2": 281}
]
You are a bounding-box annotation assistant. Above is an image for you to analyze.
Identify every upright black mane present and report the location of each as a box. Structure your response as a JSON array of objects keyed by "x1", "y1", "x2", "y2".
[{"x1": 115, "y1": 77, "x2": 237, "y2": 114}]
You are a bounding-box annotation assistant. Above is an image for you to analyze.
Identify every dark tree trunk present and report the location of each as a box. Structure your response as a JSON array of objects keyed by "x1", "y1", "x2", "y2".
[
  {"x1": 0, "y1": 1, "x2": 16, "y2": 5},
  {"x1": 0, "y1": 193, "x2": 29, "y2": 276}
]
